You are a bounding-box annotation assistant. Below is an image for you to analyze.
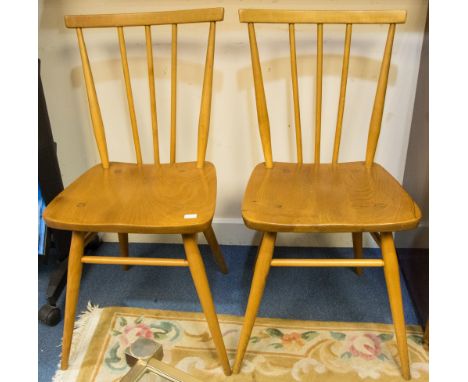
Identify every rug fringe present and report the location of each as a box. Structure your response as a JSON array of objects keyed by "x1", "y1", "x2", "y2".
[{"x1": 52, "y1": 301, "x2": 101, "y2": 382}]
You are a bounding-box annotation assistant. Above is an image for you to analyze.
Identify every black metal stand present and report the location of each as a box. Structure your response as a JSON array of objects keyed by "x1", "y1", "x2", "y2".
[
  {"x1": 38, "y1": 234, "x2": 101, "y2": 326},
  {"x1": 38, "y1": 60, "x2": 99, "y2": 326}
]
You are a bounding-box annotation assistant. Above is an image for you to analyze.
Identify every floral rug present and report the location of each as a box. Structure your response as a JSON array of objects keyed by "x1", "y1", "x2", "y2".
[{"x1": 53, "y1": 304, "x2": 428, "y2": 381}]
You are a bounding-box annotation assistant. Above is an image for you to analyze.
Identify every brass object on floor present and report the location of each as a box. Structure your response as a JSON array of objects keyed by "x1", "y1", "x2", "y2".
[{"x1": 121, "y1": 338, "x2": 202, "y2": 382}]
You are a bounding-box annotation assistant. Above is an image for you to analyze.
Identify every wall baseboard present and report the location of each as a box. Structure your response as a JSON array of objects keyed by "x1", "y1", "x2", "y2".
[{"x1": 103, "y1": 218, "x2": 429, "y2": 248}]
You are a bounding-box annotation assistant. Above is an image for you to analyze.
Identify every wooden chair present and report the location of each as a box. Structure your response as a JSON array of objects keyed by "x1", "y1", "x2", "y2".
[
  {"x1": 233, "y1": 9, "x2": 421, "y2": 380},
  {"x1": 42, "y1": 8, "x2": 232, "y2": 376}
]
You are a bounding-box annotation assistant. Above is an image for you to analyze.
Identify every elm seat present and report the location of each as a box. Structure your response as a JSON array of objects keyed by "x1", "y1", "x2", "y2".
[
  {"x1": 242, "y1": 162, "x2": 421, "y2": 233},
  {"x1": 43, "y1": 161, "x2": 217, "y2": 234}
]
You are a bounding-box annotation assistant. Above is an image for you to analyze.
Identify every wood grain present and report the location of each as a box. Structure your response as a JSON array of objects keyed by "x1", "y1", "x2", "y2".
[
  {"x1": 43, "y1": 162, "x2": 217, "y2": 234},
  {"x1": 197, "y1": 22, "x2": 216, "y2": 168},
  {"x1": 315, "y1": 23, "x2": 323, "y2": 163},
  {"x1": 381, "y1": 232, "x2": 411, "y2": 379},
  {"x1": 61, "y1": 231, "x2": 85, "y2": 370},
  {"x1": 289, "y1": 24, "x2": 302, "y2": 164},
  {"x1": 270, "y1": 258, "x2": 383, "y2": 267},
  {"x1": 145, "y1": 25, "x2": 160, "y2": 164},
  {"x1": 233, "y1": 232, "x2": 276, "y2": 374},
  {"x1": 170, "y1": 24, "x2": 177, "y2": 164},
  {"x1": 239, "y1": 9, "x2": 407, "y2": 24},
  {"x1": 118, "y1": 27, "x2": 142, "y2": 165},
  {"x1": 203, "y1": 225, "x2": 228, "y2": 274},
  {"x1": 366, "y1": 24, "x2": 396, "y2": 166},
  {"x1": 76, "y1": 28, "x2": 109, "y2": 168},
  {"x1": 247, "y1": 23, "x2": 273, "y2": 168},
  {"x1": 183, "y1": 234, "x2": 232, "y2": 375},
  {"x1": 242, "y1": 162, "x2": 421, "y2": 232},
  {"x1": 370, "y1": 231, "x2": 382, "y2": 246},
  {"x1": 65, "y1": 8, "x2": 224, "y2": 28},
  {"x1": 333, "y1": 24, "x2": 352, "y2": 164},
  {"x1": 352, "y1": 232, "x2": 363, "y2": 275},
  {"x1": 81, "y1": 256, "x2": 188, "y2": 267},
  {"x1": 118, "y1": 232, "x2": 129, "y2": 271}
]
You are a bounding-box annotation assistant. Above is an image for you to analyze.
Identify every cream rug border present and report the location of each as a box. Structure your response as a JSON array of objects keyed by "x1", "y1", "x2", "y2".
[{"x1": 53, "y1": 304, "x2": 425, "y2": 381}]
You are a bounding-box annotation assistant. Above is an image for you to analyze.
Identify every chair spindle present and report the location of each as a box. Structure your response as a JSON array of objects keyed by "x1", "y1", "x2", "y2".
[
  {"x1": 170, "y1": 24, "x2": 177, "y2": 164},
  {"x1": 332, "y1": 23, "x2": 352, "y2": 164},
  {"x1": 366, "y1": 23, "x2": 396, "y2": 166},
  {"x1": 117, "y1": 27, "x2": 143, "y2": 165},
  {"x1": 248, "y1": 23, "x2": 273, "y2": 168},
  {"x1": 289, "y1": 24, "x2": 303, "y2": 164},
  {"x1": 315, "y1": 23, "x2": 323, "y2": 164},
  {"x1": 145, "y1": 25, "x2": 160, "y2": 164},
  {"x1": 197, "y1": 22, "x2": 216, "y2": 168},
  {"x1": 76, "y1": 28, "x2": 110, "y2": 169}
]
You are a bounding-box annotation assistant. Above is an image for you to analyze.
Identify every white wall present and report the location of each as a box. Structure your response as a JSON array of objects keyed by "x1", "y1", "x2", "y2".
[
  {"x1": 39, "y1": 0, "x2": 428, "y2": 247},
  {"x1": 396, "y1": 13, "x2": 429, "y2": 249}
]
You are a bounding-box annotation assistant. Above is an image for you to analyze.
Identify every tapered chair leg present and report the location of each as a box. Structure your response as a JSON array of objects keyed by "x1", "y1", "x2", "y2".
[
  {"x1": 182, "y1": 234, "x2": 231, "y2": 376},
  {"x1": 118, "y1": 233, "x2": 130, "y2": 271},
  {"x1": 233, "y1": 232, "x2": 276, "y2": 374},
  {"x1": 203, "y1": 225, "x2": 228, "y2": 274},
  {"x1": 61, "y1": 231, "x2": 85, "y2": 370},
  {"x1": 352, "y1": 232, "x2": 363, "y2": 275},
  {"x1": 381, "y1": 232, "x2": 411, "y2": 380}
]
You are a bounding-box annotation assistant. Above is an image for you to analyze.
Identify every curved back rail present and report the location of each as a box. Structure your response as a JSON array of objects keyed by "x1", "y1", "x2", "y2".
[
  {"x1": 238, "y1": 9, "x2": 406, "y2": 167},
  {"x1": 66, "y1": 8, "x2": 224, "y2": 168}
]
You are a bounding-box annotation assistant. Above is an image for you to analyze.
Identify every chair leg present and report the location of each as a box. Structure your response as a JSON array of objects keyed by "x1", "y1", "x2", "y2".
[
  {"x1": 233, "y1": 232, "x2": 276, "y2": 374},
  {"x1": 182, "y1": 234, "x2": 232, "y2": 376},
  {"x1": 352, "y1": 232, "x2": 363, "y2": 276},
  {"x1": 118, "y1": 233, "x2": 129, "y2": 271},
  {"x1": 381, "y1": 232, "x2": 411, "y2": 380},
  {"x1": 61, "y1": 231, "x2": 85, "y2": 370},
  {"x1": 203, "y1": 225, "x2": 228, "y2": 274}
]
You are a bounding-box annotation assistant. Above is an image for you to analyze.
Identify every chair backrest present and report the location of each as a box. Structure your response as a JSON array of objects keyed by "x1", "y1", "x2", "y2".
[
  {"x1": 65, "y1": 8, "x2": 224, "y2": 169},
  {"x1": 238, "y1": 9, "x2": 406, "y2": 168}
]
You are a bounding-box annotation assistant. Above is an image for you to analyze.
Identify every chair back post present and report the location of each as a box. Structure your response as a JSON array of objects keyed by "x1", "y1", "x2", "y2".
[
  {"x1": 332, "y1": 23, "x2": 352, "y2": 164},
  {"x1": 170, "y1": 24, "x2": 178, "y2": 164},
  {"x1": 365, "y1": 23, "x2": 396, "y2": 166},
  {"x1": 65, "y1": 8, "x2": 224, "y2": 167},
  {"x1": 197, "y1": 21, "x2": 217, "y2": 168},
  {"x1": 117, "y1": 26, "x2": 143, "y2": 165},
  {"x1": 144, "y1": 25, "x2": 160, "y2": 164},
  {"x1": 76, "y1": 28, "x2": 110, "y2": 168},
  {"x1": 289, "y1": 23, "x2": 303, "y2": 164},
  {"x1": 238, "y1": 9, "x2": 406, "y2": 166},
  {"x1": 247, "y1": 22, "x2": 273, "y2": 168},
  {"x1": 315, "y1": 23, "x2": 323, "y2": 164}
]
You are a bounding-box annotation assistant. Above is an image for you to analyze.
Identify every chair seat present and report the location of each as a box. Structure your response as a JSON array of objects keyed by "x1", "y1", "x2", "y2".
[
  {"x1": 43, "y1": 161, "x2": 217, "y2": 234},
  {"x1": 242, "y1": 161, "x2": 421, "y2": 233}
]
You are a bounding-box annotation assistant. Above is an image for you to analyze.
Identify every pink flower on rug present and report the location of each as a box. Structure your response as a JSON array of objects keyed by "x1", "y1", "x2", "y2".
[
  {"x1": 347, "y1": 333, "x2": 382, "y2": 360},
  {"x1": 282, "y1": 332, "x2": 304, "y2": 348},
  {"x1": 119, "y1": 323, "x2": 153, "y2": 348}
]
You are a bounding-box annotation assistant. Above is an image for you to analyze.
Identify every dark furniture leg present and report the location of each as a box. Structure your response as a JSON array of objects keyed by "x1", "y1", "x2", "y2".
[{"x1": 38, "y1": 60, "x2": 82, "y2": 326}]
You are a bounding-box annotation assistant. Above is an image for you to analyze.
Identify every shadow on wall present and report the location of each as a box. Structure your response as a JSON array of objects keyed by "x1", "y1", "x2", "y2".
[
  {"x1": 67, "y1": 24, "x2": 399, "y2": 167},
  {"x1": 67, "y1": 51, "x2": 399, "y2": 169},
  {"x1": 236, "y1": 54, "x2": 398, "y2": 90},
  {"x1": 70, "y1": 57, "x2": 224, "y2": 91},
  {"x1": 236, "y1": 53, "x2": 399, "y2": 164}
]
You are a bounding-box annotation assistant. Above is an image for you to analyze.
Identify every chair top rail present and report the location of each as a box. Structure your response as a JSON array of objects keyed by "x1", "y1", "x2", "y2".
[
  {"x1": 239, "y1": 9, "x2": 406, "y2": 24},
  {"x1": 65, "y1": 7, "x2": 224, "y2": 28}
]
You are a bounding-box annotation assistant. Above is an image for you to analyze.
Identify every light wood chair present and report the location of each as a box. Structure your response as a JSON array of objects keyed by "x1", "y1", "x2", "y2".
[
  {"x1": 233, "y1": 9, "x2": 421, "y2": 380},
  {"x1": 42, "y1": 8, "x2": 232, "y2": 376}
]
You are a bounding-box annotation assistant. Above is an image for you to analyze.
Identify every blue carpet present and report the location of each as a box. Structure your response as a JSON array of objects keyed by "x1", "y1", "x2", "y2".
[{"x1": 38, "y1": 242, "x2": 419, "y2": 382}]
